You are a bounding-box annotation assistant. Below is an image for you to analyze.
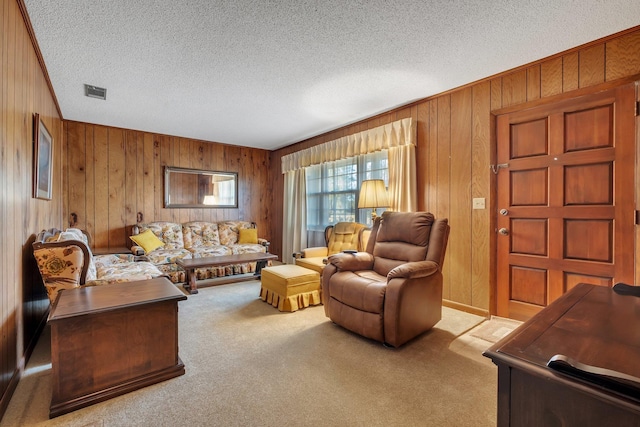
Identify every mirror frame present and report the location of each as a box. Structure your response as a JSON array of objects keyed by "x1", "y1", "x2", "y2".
[{"x1": 164, "y1": 166, "x2": 238, "y2": 208}]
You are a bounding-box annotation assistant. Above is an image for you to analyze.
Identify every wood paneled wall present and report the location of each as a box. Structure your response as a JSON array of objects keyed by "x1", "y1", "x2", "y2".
[
  {"x1": 1, "y1": 0, "x2": 64, "y2": 418},
  {"x1": 270, "y1": 26, "x2": 640, "y2": 315},
  {"x1": 63, "y1": 122, "x2": 272, "y2": 249}
]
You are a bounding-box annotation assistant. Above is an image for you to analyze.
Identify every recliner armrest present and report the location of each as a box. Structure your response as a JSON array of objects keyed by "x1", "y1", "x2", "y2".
[
  {"x1": 326, "y1": 252, "x2": 374, "y2": 271},
  {"x1": 387, "y1": 260, "x2": 439, "y2": 280}
]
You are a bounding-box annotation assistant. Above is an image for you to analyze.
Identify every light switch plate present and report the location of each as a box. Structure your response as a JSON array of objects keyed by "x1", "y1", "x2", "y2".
[{"x1": 472, "y1": 198, "x2": 485, "y2": 209}]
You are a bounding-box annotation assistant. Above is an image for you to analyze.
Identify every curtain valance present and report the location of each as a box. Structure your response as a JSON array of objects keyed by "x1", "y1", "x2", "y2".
[{"x1": 281, "y1": 117, "x2": 415, "y2": 173}]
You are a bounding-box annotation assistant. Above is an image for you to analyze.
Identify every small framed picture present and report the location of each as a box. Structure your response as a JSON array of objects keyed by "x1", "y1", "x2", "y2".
[{"x1": 33, "y1": 113, "x2": 53, "y2": 200}]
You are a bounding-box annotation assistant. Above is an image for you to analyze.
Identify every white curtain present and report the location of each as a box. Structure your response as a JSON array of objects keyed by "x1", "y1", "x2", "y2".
[
  {"x1": 282, "y1": 169, "x2": 307, "y2": 264},
  {"x1": 281, "y1": 117, "x2": 417, "y2": 259},
  {"x1": 388, "y1": 143, "x2": 417, "y2": 212},
  {"x1": 282, "y1": 118, "x2": 416, "y2": 173}
]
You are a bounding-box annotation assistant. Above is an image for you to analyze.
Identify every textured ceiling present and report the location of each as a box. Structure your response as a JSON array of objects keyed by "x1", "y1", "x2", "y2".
[{"x1": 24, "y1": 1, "x2": 640, "y2": 150}]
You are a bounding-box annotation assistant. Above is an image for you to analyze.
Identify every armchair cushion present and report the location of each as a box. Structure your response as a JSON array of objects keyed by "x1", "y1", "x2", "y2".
[
  {"x1": 301, "y1": 247, "x2": 329, "y2": 258},
  {"x1": 327, "y1": 222, "x2": 364, "y2": 255},
  {"x1": 182, "y1": 221, "x2": 221, "y2": 248}
]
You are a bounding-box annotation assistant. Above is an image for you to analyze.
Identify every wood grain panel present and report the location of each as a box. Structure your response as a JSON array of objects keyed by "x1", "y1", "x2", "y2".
[
  {"x1": 511, "y1": 266, "x2": 547, "y2": 306},
  {"x1": 428, "y1": 99, "x2": 438, "y2": 212},
  {"x1": 510, "y1": 119, "x2": 548, "y2": 158},
  {"x1": 437, "y1": 95, "x2": 452, "y2": 299},
  {"x1": 1, "y1": 0, "x2": 63, "y2": 418},
  {"x1": 490, "y1": 77, "x2": 503, "y2": 111},
  {"x1": 124, "y1": 131, "x2": 138, "y2": 229},
  {"x1": 416, "y1": 102, "x2": 429, "y2": 211},
  {"x1": 108, "y1": 128, "x2": 126, "y2": 246},
  {"x1": 511, "y1": 169, "x2": 548, "y2": 206},
  {"x1": 563, "y1": 52, "x2": 579, "y2": 92},
  {"x1": 564, "y1": 105, "x2": 613, "y2": 151},
  {"x1": 541, "y1": 57, "x2": 563, "y2": 98},
  {"x1": 564, "y1": 163, "x2": 612, "y2": 205},
  {"x1": 606, "y1": 31, "x2": 640, "y2": 81},
  {"x1": 564, "y1": 272, "x2": 611, "y2": 292},
  {"x1": 93, "y1": 126, "x2": 109, "y2": 247},
  {"x1": 511, "y1": 219, "x2": 548, "y2": 256},
  {"x1": 67, "y1": 123, "x2": 86, "y2": 228},
  {"x1": 502, "y1": 70, "x2": 527, "y2": 107},
  {"x1": 579, "y1": 45, "x2": 605, "y2": 87},
  {"x1": 526, "y1": 65, "x2": 541, "y2": 101},
  {"x1": 565, "y1": 219, "x2": 612, "y2": 262},
  {"x1": 450, "y1": 88, "x2": 472, "y2": 305},
  {"x1": 471, "y1": 81, "x2": 491, "y2": 310}
]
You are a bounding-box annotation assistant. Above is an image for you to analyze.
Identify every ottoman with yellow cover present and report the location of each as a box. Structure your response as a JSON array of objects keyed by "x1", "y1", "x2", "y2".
[{"x1": 260, "y1": 265, "x2": 321, "y2": 312}]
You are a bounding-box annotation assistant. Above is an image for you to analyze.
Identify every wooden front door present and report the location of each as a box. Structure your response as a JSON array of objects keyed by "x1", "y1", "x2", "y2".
[{"x1": 496, "y1": 83, "x2": 636, "y2": 321}]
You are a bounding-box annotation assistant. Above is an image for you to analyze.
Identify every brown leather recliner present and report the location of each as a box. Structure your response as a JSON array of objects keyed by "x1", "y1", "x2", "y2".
[{"x1": 322, "y1": 211, "x2": 449, "y2": 347}]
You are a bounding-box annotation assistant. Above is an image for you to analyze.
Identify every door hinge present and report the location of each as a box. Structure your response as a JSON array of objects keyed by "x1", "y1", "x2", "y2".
[
  {"x1": 636, "y1": 101, "x2": 640, "y2": 117},
  {"x1": 636, "y1": 210, "x2": 640, "y2": 225}
]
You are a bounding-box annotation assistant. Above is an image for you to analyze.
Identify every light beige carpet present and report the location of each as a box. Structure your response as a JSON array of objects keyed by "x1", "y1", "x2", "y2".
[
  {"x1": 1, "y1": 281, "x2": 498, "y2": 427},
  {"x1": 449, "y1": 316, "x2": 523, "y2": 368}
]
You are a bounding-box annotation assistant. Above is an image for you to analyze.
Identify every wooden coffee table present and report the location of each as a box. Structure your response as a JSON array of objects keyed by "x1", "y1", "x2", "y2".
[
  {"x1": 47, "y1": 277, "x2": 186, "y2": 418},
  {"x1": 177, "y1": 252, "x2": 278, "y2": 294}
]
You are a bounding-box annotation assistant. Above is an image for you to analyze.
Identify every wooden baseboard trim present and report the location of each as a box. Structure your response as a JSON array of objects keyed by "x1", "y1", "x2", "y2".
[{"x1": 443, "y1": 299, "x2": 490, "y2": 318}]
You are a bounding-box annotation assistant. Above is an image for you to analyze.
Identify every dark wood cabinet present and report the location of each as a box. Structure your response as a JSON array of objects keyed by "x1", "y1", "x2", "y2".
[
  {"x1": 48, "y1": 278, "x2": 187, "y2": 418},
  {"x1": 484, "y1": 283, "x2": 640, "y2": 427}
]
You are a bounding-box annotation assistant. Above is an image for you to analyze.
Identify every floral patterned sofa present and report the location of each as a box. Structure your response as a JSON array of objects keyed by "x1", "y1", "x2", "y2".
[
  {"x1": 33, "y1": 228, "x2": 164, "y2": 304},
  {"x1": 130, "y1": 221, "x2": 270, "y2": 284}
]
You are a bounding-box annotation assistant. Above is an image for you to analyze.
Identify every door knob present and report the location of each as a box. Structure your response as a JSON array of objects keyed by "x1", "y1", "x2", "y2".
[
  {"x1": 498, "y1": 228, "x2": 509, "y2": 235},
  {"x1": 499, "y1": 209, "x2": 508, "y2": 216}
]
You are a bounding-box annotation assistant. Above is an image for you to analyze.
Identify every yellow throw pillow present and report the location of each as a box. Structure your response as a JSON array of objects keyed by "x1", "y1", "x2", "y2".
[
  {"x1": 130, "y1": 229, "x2": 165, "y2": 254},
  {"x1": 238, "y1": 228, "x2": 258, "y2": 244}
]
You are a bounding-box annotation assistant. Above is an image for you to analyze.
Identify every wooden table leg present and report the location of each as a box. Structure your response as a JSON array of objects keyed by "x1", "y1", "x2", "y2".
[
  {"x1": 183, "y1": 268, "x2": 198, "y2": 294},
  {"x1": 254, "y1": 260, "x2": 268, "y2": 279}
]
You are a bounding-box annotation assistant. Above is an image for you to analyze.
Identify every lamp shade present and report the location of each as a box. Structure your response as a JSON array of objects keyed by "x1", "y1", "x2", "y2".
[{"x1": 358, "y1": 179, "x2": 390, "y2": 209}]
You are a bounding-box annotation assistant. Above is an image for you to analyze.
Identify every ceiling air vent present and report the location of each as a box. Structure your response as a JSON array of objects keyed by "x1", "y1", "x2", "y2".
[{"x1": 84, "y1": 84, "x2": 107, "y2": 100}]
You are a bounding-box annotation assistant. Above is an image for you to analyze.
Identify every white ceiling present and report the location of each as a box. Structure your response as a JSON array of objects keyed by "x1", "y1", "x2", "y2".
[{"x1": 24, "y1": 1, "x2": 640, "y2": 151}]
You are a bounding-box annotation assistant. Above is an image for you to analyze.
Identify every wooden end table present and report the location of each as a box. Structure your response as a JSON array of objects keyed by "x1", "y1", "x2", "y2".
[
  {"x1": 47, "y1": 277, "x2": 187, "y2": 418},
  {"x1": 484, "y1": 283, "x2": 640, "y2": 426},
  {"x1": 177, "y1": 252, "x2": 278, "y2": 294}
]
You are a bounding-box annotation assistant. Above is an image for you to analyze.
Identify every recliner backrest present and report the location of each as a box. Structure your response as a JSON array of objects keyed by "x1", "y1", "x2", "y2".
[
  {"x1": 325, "y1": 222, "x2": 367, "y2": 255},
  {"x1": 370, "y1": 212, "x2": 432, "y2": 276}
]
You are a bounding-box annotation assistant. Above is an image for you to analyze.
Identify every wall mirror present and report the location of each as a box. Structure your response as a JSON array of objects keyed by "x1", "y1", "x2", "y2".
[{"x1": 164, "y1": 166, "x2": 238, "y2": 208}]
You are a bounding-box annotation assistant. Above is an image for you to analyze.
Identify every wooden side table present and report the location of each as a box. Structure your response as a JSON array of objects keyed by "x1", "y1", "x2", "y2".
[
  {"x1": 47, "y1": 277, "x2": 187, "y2": 418},
  {"x1": 484, "y1": 283, "x2": 640, "y2": 426}
]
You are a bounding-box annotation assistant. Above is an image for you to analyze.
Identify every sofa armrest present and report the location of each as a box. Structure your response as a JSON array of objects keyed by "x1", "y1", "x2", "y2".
[
  {"x1": 131, "y1": 245, "x2": 145, "y2": 256},
  {"x1": 326, "y1": 252, "x2": 374, "y2": 271},
  {"x1": 258, "y1": 238, "x2": 270, "y2": 252},
  {"x1": 387, "y1": 261, "x2": 439, "y2": 280},
  {"x1": 301, "y1": 247, "x2": 329, "y2": 258}
]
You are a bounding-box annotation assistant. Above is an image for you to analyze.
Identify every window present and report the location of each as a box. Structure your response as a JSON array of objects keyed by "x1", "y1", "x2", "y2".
[{"x1": 306, "y1": 150, "x2": 388, "y2": 233}]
